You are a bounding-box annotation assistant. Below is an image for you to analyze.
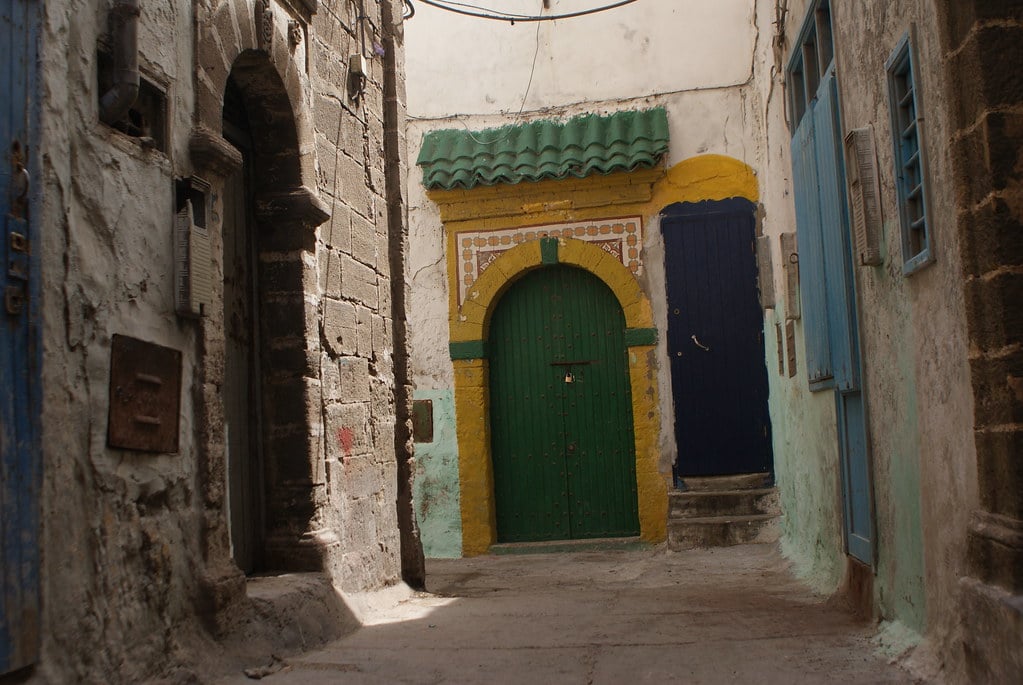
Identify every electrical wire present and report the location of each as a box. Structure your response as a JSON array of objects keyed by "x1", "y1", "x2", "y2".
[
  {"x1": 453, "y1": 15, "x2": 543, "y2": 145},
  {"x1": 403, "y1": 0, "x2": 415, "y2": 19},
  {"x1": 412, "y1": 0, "x2": 642, "y2": 22},
  {"x1": 412, "y1": 5, "x2": 545, "y2": 146},
  {"x1": 427, "y1": 0, "x2": 534, "y2": 19}
]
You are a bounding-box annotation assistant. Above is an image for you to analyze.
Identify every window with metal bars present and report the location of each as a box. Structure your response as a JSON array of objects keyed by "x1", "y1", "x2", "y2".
[{"x1": 886, "y1": 30, "x2": 933, "y2": 274}]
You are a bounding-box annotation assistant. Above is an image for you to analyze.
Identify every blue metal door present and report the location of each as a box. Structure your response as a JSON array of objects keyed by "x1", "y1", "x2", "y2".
[
  {"x1": 662, "y1": 198, "x2": 773, "y2": 479},
  {"x1": 2, "y1": 0, "x2": 41, "y2": 674}
]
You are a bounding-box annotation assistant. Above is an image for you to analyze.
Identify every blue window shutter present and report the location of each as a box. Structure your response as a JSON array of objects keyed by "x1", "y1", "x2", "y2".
[
  {"x1": 812, "y1": 71, "x2": 860, "y2": 392},
  {"x1": 790, "y1": 113, "x2": 834, "y2": 388}
]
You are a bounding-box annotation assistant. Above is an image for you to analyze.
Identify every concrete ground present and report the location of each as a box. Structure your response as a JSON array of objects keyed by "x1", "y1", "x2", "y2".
[{"x1": 216, "y1": 543, "x2": 917, "y2": 684}]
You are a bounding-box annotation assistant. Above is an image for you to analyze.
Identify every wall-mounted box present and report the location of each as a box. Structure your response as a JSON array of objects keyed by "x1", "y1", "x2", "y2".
[
  {"x1": 175, "y1": 193, "x2": 212, "y2": 318},
  {"x1": 107, "y1": 335, "x2": 182, "y2": 453}
]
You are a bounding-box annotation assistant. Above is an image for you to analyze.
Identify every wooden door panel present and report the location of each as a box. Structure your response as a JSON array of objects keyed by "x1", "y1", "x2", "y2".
[
  {"x1": 490, "y1": 266, "x2": 638, "y2": 542},
  {"x1": 1, "y1": 0, "x2": 40, "y2": 674},
  {"x1": 663, "y1": 199, "x2": 773, "y2": 478}
]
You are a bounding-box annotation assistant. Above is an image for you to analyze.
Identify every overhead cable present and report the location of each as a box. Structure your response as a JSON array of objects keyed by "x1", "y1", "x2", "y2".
[{"x1": 412, "y1": 0, "x2": 643, "y2": 22}]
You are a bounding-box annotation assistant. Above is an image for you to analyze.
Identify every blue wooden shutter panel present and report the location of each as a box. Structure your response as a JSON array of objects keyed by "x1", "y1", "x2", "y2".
[
  {"x1": 813, "y1": 70, "x2": 861, "y2": 392},
  {"x1": 790, "y1": 113, "x2": 834, "y2": 387}
]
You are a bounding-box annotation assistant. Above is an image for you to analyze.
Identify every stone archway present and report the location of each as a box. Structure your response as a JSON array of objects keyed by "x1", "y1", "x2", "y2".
[
  {"x1": 451, "y1": 237, "x2": 665, "y2": 555},
  {"x1": 220, "y1": 51, "x2": 328, "y2": 573},
  {"x1": 218, "y1": 51, "x2": 330, "y2": 574},
  {"x1": 188, "y1": 7, "x2": 330, "y2": 581}
]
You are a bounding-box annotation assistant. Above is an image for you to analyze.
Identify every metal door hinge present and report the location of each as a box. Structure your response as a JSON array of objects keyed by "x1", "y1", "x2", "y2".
[{"x1": 5, "y1": 285, "x2": 26, "y2": 315}]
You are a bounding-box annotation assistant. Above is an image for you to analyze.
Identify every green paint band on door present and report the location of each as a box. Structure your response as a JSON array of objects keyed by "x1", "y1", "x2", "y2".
[{"x1": 488, "y1": 265, "x2": 640, "y2": 542}]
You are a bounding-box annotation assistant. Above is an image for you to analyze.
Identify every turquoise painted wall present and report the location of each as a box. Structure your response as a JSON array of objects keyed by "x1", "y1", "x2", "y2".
[
  {"x1": 764, "y1": 311, "x2": 846, "y2": 593},
  {"x1": 412, "y1": 389, "x2": 462, "y2": 558}
]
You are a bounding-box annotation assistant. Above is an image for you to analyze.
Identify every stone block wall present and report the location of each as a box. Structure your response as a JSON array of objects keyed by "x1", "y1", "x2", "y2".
[
  {"x1": 937, "y1": 1, "x2": 1023, "y2": 681},
  {"x1": 28, "y1": 0, "x2": 415, "y2": 681}
]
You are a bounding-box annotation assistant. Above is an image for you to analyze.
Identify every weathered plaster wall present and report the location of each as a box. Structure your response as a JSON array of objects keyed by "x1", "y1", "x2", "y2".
[
  {"x1": 32, "y1": 0, "x2": 411, "y2": 680},
  {"x1": 412, "y1": 389, "x2": 462, "y2": 558},
  {"x1": 38, "y1": 2, "x2": 203, "y2": 680},
  {"x1": 761, "y1": 0, "x2": 979, "y2": 671},
  {"x1": 752, "y1": 0, "x2": 846, "y2": 594},
  {"x1": 827, "y1": 0, "x2": 977, "y2": 660}
]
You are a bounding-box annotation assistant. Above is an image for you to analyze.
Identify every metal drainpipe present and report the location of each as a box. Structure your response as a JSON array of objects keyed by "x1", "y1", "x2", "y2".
[{"x1": 99, "y1": 0, "x2": 141, "y2": 125}]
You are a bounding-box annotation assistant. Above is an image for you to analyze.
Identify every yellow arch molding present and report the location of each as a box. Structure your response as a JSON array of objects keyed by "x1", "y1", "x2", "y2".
[
  {"x1": 452, "y1": 238, "x2": 665, "y2": 555},
  {"x1": 650, "y1": 154, "x2": 759, "y2": 209}
]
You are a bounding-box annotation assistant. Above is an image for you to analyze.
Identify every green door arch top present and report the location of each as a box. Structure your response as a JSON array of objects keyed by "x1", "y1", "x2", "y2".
[{"x1": 490, "y1": 266, "x2": 640, "y2": 542}]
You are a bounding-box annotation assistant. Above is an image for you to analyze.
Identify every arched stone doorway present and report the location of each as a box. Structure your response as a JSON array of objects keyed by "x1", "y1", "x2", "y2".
[{"x1": 221, "y1": 51, "x2": 328, "y2": 573}]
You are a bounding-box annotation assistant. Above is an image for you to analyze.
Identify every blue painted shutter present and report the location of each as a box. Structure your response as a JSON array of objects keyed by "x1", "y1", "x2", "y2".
[
  {"x1": 790, "y1": 111, "x2": 833, "y2": 387},
  {"x1": 813, "y1": 69, "x2": 860, "y2": 392}
]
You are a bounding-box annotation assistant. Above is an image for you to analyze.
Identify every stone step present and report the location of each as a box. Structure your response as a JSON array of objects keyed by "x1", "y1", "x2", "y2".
[
  {"x1": 679, "y1": 472, "x2": 773, "y2": 492},
  {"x1": 669, "y1": 488, "x2": 779, "y2": 518},
  {"x1": 667, "y1": 514, "x2": 780, "y2": 550}
]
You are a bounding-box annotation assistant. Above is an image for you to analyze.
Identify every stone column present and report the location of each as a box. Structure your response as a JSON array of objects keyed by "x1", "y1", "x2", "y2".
[
  {"x1": 188, "y1": 128, "x2": 248, "y2": 633},
  {"x1": 253, "y1": 186, "x2": 334, "y2": 572},
  {"x1": 938, "y1": 3, "x2": 1023, "y2": 680}
]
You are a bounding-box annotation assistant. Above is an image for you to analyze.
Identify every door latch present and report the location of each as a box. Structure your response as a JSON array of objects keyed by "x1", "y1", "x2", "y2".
[{"x1": 691, "y1": 334, "x2": 711, "y2": 352}]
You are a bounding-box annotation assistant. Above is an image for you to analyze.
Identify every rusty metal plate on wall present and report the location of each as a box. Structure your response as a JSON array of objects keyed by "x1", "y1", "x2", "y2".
[
  {"x1": 412, "y1": 399, "x2": 433, "y2": 444},
  {"x1": 108, "y1": 334, "x2": 182, "y2": 453}
]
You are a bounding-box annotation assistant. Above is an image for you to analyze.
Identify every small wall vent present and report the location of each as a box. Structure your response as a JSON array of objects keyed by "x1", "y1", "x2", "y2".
[{"x1": 844, "y1": 127, "x2": 884, "y2": 266}]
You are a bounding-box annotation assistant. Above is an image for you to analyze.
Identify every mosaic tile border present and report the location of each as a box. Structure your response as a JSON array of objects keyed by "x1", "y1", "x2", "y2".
[{"x1": 455, "y1": 216, "x2": 643, "y2": 305}]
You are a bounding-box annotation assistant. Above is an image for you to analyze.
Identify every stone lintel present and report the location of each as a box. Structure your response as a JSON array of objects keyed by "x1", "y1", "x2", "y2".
[
  {"x1": 189, "y1": 127, "x2": 243, "y2": 178},
  {"x1": 255, "y1": 185, "x2": 331, "y2": 227}
]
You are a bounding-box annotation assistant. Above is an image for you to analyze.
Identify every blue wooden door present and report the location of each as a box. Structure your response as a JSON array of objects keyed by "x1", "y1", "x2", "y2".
[
  {"x1": 662, "y1": 198, "x2": 773, "y2": 479},
  {"x1": 1, "y1": 0, "x2": 41, "y2": 674}
]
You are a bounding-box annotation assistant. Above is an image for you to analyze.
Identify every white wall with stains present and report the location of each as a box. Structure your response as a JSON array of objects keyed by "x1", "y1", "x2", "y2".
[{"x1": 405, "y1": 0, "x2": 757, "y2": 117}]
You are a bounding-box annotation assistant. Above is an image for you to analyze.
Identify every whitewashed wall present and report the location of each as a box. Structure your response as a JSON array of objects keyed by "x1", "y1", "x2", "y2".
[{"x1": 406, "y1": 0, "x2": 756, "y2": 117}]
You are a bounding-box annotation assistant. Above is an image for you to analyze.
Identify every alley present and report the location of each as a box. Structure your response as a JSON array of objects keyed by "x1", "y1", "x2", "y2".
[{"x1": 217, "y1": 543, "x2": 914, "y2": 684}]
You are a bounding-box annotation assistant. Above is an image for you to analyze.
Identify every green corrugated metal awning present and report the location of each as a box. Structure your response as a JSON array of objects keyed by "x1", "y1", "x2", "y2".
[{"x1": 417, "y1": 108, "x2": 669, "y2": 191}]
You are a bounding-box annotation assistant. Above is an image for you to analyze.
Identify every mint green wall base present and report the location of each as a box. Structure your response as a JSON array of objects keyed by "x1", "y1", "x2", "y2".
[{"x1": 413, "y1": 389, "x2": 462, "y2": 558}]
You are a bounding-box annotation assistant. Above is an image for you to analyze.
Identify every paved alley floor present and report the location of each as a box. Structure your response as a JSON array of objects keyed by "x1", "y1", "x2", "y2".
[{"x1": 217, "y1": 543, "x2": 915, "y2": 684}]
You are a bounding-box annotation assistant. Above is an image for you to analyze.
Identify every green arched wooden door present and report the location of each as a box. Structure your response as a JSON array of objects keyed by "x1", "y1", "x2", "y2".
[{"x1": 489, "y1": 265, "x2": 639, "y2": 542}]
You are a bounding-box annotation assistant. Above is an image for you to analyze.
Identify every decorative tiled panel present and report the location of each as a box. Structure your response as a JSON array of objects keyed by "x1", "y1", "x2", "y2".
[{"x1": 455, "y1": 216, "x2": 643, "y2": 305}]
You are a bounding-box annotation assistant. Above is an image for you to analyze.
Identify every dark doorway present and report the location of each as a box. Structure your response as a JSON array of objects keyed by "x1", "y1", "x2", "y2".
[
  {"x1": 222, "y1": 76, "x2": 264, "y2": 574},
  {"x1": 662, "y1": 198, "x2": 773, "y2": 481}
]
